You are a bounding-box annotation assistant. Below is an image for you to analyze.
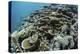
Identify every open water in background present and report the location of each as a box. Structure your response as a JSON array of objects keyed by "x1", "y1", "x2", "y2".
[{"x1": 11, "y1": 1, "x2": 49, "y2": 33}]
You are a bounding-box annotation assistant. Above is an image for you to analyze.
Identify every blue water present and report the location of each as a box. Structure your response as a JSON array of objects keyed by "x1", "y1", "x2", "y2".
[{"x1": 11, "y1": 1, "x2": 49, "y2": 33}]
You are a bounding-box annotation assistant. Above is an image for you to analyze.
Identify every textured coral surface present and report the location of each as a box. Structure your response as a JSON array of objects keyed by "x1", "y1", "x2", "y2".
[{"x1": 9, "y1": 3, "x2": 78, "y2": 53}]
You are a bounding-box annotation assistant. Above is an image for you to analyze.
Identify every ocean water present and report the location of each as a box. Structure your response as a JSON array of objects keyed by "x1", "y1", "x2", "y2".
[{"x1": 10, "y1": 1, "x2": 49, "y2": 33}]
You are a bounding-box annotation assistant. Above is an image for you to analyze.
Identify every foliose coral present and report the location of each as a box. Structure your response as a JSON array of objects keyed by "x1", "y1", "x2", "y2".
[{"x1": 10, "y1": 4, "x2": 78, "y2": 53}]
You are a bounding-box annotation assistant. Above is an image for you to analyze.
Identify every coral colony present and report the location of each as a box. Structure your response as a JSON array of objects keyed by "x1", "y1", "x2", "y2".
[{"x1": 9, "y1": 3, "x2": 78, "y2": 53}]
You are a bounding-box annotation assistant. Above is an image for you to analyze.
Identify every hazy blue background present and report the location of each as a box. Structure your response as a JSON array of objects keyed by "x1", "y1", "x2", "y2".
[{"x1": 11, "y1": 1, "x2": 49, "y2": 33}]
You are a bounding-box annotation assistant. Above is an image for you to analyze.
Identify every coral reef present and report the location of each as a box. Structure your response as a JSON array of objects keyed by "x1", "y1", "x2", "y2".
[{"x1": 10, "y1": 4, "x2": 78, "y2": 53}]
